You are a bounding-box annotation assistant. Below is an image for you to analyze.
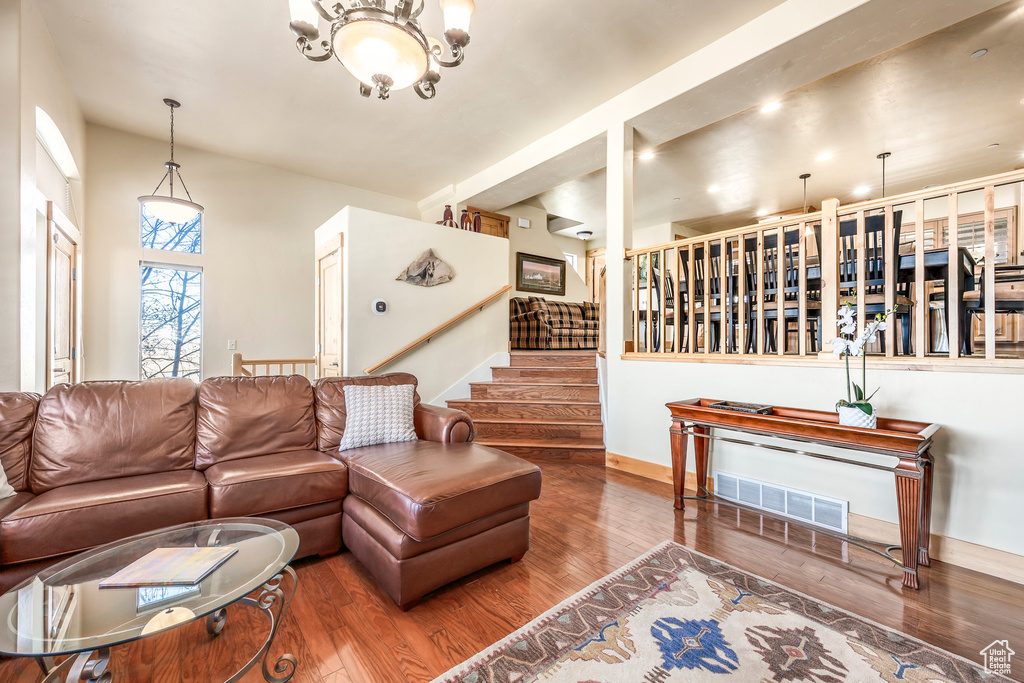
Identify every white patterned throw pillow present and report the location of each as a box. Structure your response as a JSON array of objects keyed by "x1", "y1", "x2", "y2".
[{"x1": 336, "y1": 383, "x2": 418, "y2": 451}]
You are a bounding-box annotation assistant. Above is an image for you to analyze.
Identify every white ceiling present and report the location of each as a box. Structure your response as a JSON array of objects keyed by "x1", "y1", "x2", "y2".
[
  {"x1": 533, "y1": 1, "x2": 1024, "y2": 239},
  {"x1": 36, "y1": 0, "x2": 788, "y2": 200}
]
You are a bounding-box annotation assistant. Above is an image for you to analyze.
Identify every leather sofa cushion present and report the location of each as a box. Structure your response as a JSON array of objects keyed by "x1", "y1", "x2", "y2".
[
  {"x1": 196, "y1": 376, "x2": 317, "y2": 470},
  {"x1": 340, "y1": 441, "x2": 541, "y2": 541},
  {"x1": 0, "y1": 392, "x2": 38, "y2": 492},
  {"x1": 0, "y1": 491, "x2": 34, "y2": 524},
  {"x1": 204, "y1": 450, "x2": 348, "y2": 518},
  {"x1": 31, "y1": 380, "x2": 197, "y2": 493},
  {"x1": 1, "y1": 471, "x2": 207, "y2": 565},
  {"x1": 344, "y1": 494, "x2": 528, "y2": 560},
  {"x1": 315, "y1": 374, "x2": 422, "y2": 452}
]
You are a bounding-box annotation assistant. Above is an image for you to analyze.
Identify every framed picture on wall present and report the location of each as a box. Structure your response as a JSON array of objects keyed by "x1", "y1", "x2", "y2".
[{"x1": 516, "y1": 252, "x2": 566, "y2": 296}]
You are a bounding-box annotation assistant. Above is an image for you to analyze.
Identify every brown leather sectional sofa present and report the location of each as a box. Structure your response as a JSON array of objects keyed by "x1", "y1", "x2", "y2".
[{"x1": 0, "y1": 373, "x2": 542, "y2": 608}]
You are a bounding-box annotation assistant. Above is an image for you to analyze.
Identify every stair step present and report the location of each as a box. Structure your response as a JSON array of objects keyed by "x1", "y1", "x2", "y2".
[
  {"x1": 447, "y1": 399, "x2": 602, "y2": 421},
  {"x1": 473, "y1": 420, "x2": 605, "y2": 440},
  {"x1": 476, "y1": 439, "x2": 605, "y2": 464},
  {"x1": 510, "y1": 352, "x2": 596, "y2": 368},
  {"x1": 491, "y1": 367, "x2": 598, "y2": 384},
  {"x1": 470, "y1": 382, "x2": 599, "y2": 401}
]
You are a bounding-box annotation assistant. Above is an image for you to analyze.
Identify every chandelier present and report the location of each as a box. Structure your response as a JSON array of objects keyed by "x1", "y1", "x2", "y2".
[
  {"x1": 288, "y1": 0, "x2": 475, "y2": 100},
  {"x1": 137, "y1": 99, "x2": 204, "y2": 225}
]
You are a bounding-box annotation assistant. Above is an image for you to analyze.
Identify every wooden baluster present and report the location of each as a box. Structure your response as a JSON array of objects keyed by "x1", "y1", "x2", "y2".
[
  {"x1": 659, "y1": 249, "x2": 668, "y2": 353},
  {"x1": 855, "y1": 211, "x2": 866, "y2": 336},
  {"x1": 884, "y1": 204, "x2": 896, "y2": 358},
  {"x1": 737, "y1": 234, "x2": 747, "y2": 355},
  {"x1": 798, "y1": 223, "x2": 808, "y2": 356},
  {"x1": 687, "y1": 247, "x2": 696, "y2": 354},
  {"x1": 820, "y1": 198, "x2": 840, "y2": 353},
  {"x1": 671, "y1": 246, "x2": 681, "y2": 353},
  {"x1": 756, "y1": 231, "x2": 765, "y2": 355},
  {"x1": 632, "y1": 257, "x2": 640, "y2": 352},
  {"x1": 645, "y1": 254, "x2": 654, "y2": 353},
  {"x1": 947, "y1": 193, "x2": 960, "y2": 359},
  {"x1": 703, "y1": 240, "x2": 711, "y2": 354},
  {"x1": 719, "y1": 237, "x2": 728, "y2": 354},
  {"x1": 776, "y1": 225, "x2": 785, "y2": 355},
  {"x1": 983, "y1": 185, "x2": 996, "y2": 360},
  {"x1": 914, "y1": 198, "x2": 926, "y2": 358}
]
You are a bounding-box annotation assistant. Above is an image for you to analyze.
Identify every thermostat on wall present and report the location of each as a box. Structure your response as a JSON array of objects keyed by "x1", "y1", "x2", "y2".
[
  {"x1": 517, "y1": 217, "x2": 531, "y2": 229},
  {"x1": 372, "y1": 299, "x2": 388, "y2": 315}
]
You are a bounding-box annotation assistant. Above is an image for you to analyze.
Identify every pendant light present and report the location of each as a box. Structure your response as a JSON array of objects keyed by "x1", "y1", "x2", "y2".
[
  {"x1": 877, "y1": 152, "x2": 892, "y2": 197},
  {"x1": 138, "y1": 99, "x2": 203, "y2": 224}
]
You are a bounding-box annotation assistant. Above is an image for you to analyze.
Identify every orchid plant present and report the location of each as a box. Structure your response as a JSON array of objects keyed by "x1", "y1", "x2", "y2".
[{"x1": 830, "y1": 302, "x2": 898, "y2": 416}]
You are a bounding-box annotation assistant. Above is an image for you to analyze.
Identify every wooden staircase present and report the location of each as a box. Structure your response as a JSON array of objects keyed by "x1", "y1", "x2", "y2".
[{"x1": 447, "y1": 351, "x2": 605, "y2": 464}]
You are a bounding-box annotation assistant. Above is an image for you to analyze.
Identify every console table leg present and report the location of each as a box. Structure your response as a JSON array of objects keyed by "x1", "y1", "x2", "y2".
[
  {"x1": 694, "y1": 425, "x2": 710, "y2": 498},
  {"x1": 918, "y1": 452, "x2": 934, "y2": 567},
  {"x1": 895, "y1": 465, "x2": 922, "y2": 589},
  {"x1": 670, "y1": 422, "x2": 688, "y2": 510}
]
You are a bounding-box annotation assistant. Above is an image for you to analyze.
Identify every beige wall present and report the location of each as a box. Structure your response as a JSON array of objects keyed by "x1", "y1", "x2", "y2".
[
  {"x1": 83, "y1": 125, "x2": 418, "y2": 381},
  {"x1": 316, "y1": 207, "x2": 510, "y2": 402},
  {"x1": 499, "y1": 202, "x2": 589, "y2": 302},
  {"x1": 552, "y1": 234, "x2": 587, "y2": 281},
  {"x1": 605, "y1": 352, "x2": 1024, "y2": 562},
  {"x1": 0, "y1": 0, "x2": 86, "y2": 392}
]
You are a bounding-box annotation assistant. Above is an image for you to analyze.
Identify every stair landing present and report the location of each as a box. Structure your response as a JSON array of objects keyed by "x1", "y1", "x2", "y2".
[{"x1": 448, "y1": 352, "x2": 605, "y2": 464}]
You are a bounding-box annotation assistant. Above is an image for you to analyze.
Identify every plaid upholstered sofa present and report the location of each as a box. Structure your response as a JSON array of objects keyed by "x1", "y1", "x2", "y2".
[{"x1": 510, "y1": 296, "x2": 600, "y2": 350}]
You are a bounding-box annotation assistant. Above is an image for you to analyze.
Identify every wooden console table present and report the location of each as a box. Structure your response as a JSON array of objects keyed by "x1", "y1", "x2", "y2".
[{"x1": 667, "y1": 399, "x2": 940, "y2": 589}]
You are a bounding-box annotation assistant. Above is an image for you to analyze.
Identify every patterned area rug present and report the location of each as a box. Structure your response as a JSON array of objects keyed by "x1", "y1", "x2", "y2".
[{"x1": 434, "y1": 541, "x2": 1011, "y2": 682}]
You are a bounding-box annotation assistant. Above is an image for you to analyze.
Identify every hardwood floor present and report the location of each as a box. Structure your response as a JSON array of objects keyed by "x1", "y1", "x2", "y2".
[{"x1": 2, "y1": 463, "x2": 1022, "y2": 682}]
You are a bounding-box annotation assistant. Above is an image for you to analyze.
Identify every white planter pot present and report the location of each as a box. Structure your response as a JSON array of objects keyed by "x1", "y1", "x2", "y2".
[{"x1": 838, "y1": 405, "x2": 877, "y2": 429}]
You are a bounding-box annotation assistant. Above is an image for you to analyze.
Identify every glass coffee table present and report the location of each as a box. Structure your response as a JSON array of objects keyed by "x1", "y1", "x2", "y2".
[{"x1": 0, "y1": 518, "x2": 300, "y2": 682}]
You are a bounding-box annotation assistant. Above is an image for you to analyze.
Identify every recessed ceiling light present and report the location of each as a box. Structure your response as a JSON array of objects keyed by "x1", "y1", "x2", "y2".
[
  {"x1": 853, "y1": 185, "x2": 870, "y2": 197},
  {"x1": 761, "y1": 101, "x2": 781, "y2": 113},
  {"x1": 638, "y1": 151, "x2": 656, "y2": 161},
  {"x1": 707, "y1": 185, "x2": 720, "y2": 193},
  {"x1": 816, "y1": 152, "x2": 834, "y2": 162},
  {"x1": 756, "y1": 209, "x2": 769, "y2": 217},
  {"x1": 988, "y1": 143, "x2": 1000, "y2": 148},
  {"x1": 971, "y1": 49, "x2": 988, "y2": 58}
]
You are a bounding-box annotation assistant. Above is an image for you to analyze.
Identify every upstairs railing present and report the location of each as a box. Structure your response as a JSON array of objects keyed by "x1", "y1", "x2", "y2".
[
  {"x1": 626, "y1": 168, "x2": 1024, "y2": 364},
  {"x1": 231, "y1": 353, "x2": 317, "y2": 379},
  {"x1": 363, "y1": 285, "x2": 512, "y2": 375}
]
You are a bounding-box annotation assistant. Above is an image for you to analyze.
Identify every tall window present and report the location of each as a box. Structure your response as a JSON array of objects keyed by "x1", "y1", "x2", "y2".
[
  {"x1": 139, "y1": 262, "x2": 202, "y2": 380},
  {"x1": 140, "y1": 205, "x2": 202, "y2": 253}
]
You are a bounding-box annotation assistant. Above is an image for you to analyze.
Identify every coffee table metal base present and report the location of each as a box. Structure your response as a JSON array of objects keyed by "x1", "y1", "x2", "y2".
[{"x1": 35, "y1": 566, "x2": 298, "y2": 683}]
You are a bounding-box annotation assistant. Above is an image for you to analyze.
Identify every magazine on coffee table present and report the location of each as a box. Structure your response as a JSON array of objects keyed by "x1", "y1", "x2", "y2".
[{"x1": 100, "y1": 546, "x2": 237, "y2": 588}]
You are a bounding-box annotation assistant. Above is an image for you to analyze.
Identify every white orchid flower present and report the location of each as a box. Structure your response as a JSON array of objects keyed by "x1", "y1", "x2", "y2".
[
  {"x1": 830, "y1": 337, "x2": 850, "y2": 357},
  {"x1": 847, "y1": 336, "x2": 866, "y2": 356}
]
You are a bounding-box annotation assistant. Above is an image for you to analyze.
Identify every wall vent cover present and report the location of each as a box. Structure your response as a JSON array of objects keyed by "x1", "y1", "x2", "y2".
[{"x1": 713, "y1": 471, "x2": 848, "y2": 533}]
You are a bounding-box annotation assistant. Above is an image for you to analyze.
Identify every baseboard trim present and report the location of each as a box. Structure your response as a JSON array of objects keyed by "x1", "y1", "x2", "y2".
[{"x1": 605, "y1": 452, "x2": 1024, "y2": 586}]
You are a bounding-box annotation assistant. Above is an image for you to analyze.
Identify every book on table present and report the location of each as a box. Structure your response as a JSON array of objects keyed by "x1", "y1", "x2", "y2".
[{"x1": 100, "y1": 546, "x2": 238, "y2": 589}]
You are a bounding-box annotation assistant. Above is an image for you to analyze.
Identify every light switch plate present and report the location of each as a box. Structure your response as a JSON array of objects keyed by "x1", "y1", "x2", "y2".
[{"x1": 227, "y1": 339, "x2": 237, "y2": 350}]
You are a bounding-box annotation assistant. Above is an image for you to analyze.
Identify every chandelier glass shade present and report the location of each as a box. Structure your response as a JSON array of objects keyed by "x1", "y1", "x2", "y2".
[
  {"x1": 288, "y1": 0, "x2": 475, "y2": 100},
  {"x1": 138, "y1": 99, "x2": 203, "y2": 225}
]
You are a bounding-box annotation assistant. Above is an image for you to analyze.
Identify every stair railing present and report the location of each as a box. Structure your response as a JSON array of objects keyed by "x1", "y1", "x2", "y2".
[
  {"x1": 364, "y1": 285, "x2": 512, "y2": 375},
  {"x1": 231, "y1": 353, "x2": 317, "y2": 379}
]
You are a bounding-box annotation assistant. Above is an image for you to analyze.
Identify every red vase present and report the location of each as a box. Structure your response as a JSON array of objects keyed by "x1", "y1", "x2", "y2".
[
  {"x1": 441, "y1": 204, "x2": 456, "y2": 227},
  {"x1": 460, "y1": 209, "x2": 471, "y2": 230},
  {"x1": 473, "y1": 212, "x2": 482, "y2": 233}
]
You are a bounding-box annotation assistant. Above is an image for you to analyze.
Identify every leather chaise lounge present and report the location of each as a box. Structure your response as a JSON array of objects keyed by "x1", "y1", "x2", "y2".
[{"x1": 0, "y1": 373, "x2": 542, "y2": 609}]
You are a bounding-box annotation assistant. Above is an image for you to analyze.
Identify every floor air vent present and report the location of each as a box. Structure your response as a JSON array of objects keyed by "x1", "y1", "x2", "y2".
[{"x1": 713, "y1": 471, "x2": 848, "y2": 533}]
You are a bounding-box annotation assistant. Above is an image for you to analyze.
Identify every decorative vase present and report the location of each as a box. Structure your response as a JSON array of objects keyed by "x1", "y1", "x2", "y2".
[
  {"x1": 473, "y1": 211, "x2": 482, "y2": 232},
  {"x1": 838, "y1": 405, "x2": 877, "y2": 429},
  {"x1": 441, "y1": 204, "x2": 457, "y2": 227},
  {"x1": 460, "y1": 209, "x2": 471, "y2": 230}
]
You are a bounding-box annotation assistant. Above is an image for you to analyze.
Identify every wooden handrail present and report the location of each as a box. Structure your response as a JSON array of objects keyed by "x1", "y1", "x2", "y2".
[{"x1": 364, "y1": 285, "x2": 512, "y2": 375}]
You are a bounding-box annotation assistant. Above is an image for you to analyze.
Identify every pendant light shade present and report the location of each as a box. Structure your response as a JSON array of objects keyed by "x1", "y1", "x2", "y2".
[
  {"x1": 138, "y1": 99, "x2": 203, "y2": 225},
  {"x1": 440, "y1": 0, "x2": 474, "y2": 34},
  {"x1": 335, "y1": 20, "x2": 429, "y2": 91},
  {"x1": 289, "y1": 0, "x2": 320, "y2": 40}
]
